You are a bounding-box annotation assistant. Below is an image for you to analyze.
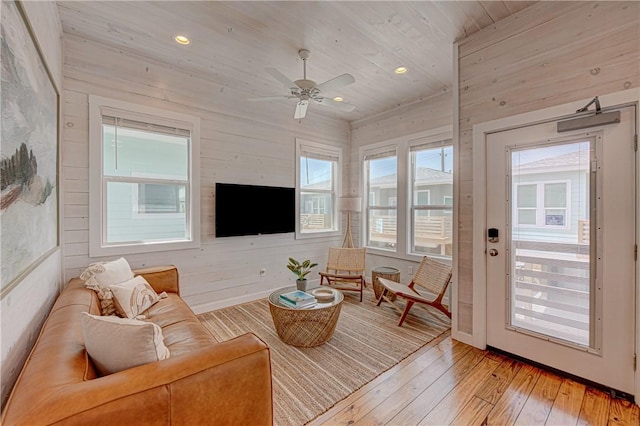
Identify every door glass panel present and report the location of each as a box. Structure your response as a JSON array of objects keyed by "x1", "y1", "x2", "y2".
[{"x1": 510, "y1": 140, "x2": 592, "y2": 347}]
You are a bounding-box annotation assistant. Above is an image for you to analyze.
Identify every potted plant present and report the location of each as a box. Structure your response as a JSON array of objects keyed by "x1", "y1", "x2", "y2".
[{"x1": 287, "y1": 257, "x2": 318, "y2": 291}]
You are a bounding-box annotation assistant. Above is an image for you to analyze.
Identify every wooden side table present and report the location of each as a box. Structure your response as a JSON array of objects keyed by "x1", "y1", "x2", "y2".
[{"x1": 372, "y1": 267, "x2": 400, "y2": 302}]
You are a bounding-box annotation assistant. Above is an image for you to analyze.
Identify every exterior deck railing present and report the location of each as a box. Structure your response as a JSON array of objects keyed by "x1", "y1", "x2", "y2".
[
  {"x1": 512, "y1": 239, "x2": 590, "y2": 346},
  {"x1": 300, "y1": 213, "x2": 327, "y2": 230},
  {"x1": 368, "y1": 215, "x2": 453, "y2": 254}
]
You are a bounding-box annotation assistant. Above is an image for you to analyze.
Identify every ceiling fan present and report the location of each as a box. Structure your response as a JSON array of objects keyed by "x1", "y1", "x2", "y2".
[{"x1": 249, "y1": 49, "x2": 356, "y2": 119}]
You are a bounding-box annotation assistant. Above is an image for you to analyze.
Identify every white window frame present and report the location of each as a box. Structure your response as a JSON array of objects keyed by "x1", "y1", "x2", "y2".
[
  {"x1": 514, "y1": 180, "x2": 571, "y2": 229},
  {"x1": 89, "y1": 96, "x2": 200, "y2": 257},
  {"x1": 359, "y1": 126, "x2": 453, "y2": 261},
  {"x1": 295, "y1": 138, "x2": 342, "y2": 239}
]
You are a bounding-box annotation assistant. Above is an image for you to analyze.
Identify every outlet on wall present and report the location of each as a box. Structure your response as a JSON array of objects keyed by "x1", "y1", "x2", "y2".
[
  {"x1": 260, "y1": 268, "x2": 267, "y2": 277},
  {"x1": 408, "y1": 266, "x2": 413, "y2": 275}
]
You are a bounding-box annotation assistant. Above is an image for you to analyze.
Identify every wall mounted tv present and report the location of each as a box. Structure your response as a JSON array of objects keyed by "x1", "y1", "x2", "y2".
[{"x1": 215, "y1": 182, "x2": 295, "y2": 237}]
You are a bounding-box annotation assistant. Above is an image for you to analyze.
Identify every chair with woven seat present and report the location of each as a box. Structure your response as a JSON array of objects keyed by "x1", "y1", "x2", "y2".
[
  {"x1": 376, "y1": 256, "x2": 452, "y2": 326},
  {"x1": 319, "y1": 247, "x2": 366, "y2": 302}
]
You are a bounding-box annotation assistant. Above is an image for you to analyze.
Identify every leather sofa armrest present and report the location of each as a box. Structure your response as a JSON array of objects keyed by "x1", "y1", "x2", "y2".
[
  {"x1": 5, "y1": 333, "x2": 273, "y2": 426},
  {"x1": 134, "y1": 265, "x2": 180, "y2": 295}
]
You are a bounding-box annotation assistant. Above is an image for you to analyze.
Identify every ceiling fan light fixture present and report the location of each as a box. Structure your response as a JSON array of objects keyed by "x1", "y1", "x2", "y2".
[
  {"x1": 252, "y1": 49, "x2": 356, "y2": 119},
  {"x1": 174, "y1": 34, "x2": 190, "y2": 45},
  {"x1": 394, "y1": 66, "x2": 408, "y2": 74}
]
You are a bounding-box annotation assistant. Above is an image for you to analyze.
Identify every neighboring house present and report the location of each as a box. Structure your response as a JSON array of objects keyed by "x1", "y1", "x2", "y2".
[
  {"x1": 511, "y1": 148, "x2": 592, "y2": 346},
  {"x1": 102, "y1": 125, "x2": 189, "y2": 244},
  {"x1": 299, "y1": 180, "x2": 333, "y2": 232},
  {"x1": 512, "y1": 148, "x2": 590, "y2": 245},
  {"x1": 369, "y1": 166, "x2": 453, "y2": 255}
]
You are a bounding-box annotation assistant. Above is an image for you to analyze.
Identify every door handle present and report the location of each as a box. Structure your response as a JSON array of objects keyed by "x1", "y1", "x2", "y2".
[{"x1": 489, "y1": 249, "x2": 499, "y2": 256}]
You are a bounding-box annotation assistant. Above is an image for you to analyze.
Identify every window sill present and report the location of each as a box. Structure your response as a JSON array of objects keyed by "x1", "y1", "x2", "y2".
[
  {"x1": 89, "y1": 238, "x2": 200, "y2": 258},
  {"x1": 295, "y1": 230, "x2": 341, "y2": 240}
]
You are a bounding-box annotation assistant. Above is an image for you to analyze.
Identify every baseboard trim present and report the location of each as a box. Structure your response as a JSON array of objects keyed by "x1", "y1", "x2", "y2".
[
  {"x1": 452, "y1": 328, "x2": 488, "y2": 350},
  {"x1": 487, "y1": 345, "x2": 635, "y2": 403},
  {"x1": 190, "y1": 289, "x2": 274, "y2": 315}
]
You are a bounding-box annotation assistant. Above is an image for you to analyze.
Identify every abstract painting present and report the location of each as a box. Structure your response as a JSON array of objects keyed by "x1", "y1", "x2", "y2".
[{"x1": 1, "y1": 0, "x2": 58, "y2": 295}]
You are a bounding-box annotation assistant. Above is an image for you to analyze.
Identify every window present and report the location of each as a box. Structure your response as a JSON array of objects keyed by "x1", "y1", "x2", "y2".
[
  {"x1": 364, "y1": 148, "x2": 397, "y2": 250},
  {"x1": 137, "y1": 183, "x2": 185, "y2": 214},
  {"x1": 311, "y1": 196, "x2": 326, "y2": 214},
  {"x1": 360, "y1": 126, "x2": 453, "y2": 261},
  {"x1": 515, "y1": 181, "x2": 570, "y2": 227},
  {"x1": 410, "y1": 141, "x2": 453, "y2": 256},
  {"x1": 296, "y1": 139, "x2": 341, "y2": 238},
  {"x1": 89, "y1": 96, "x2": 200, "y2": 256}
]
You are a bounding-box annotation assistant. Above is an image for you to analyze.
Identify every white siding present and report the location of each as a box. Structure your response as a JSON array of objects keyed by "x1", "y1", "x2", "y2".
[
  {"x1": 349, "y1": 92, "x2": 454, "y2": 275},
  {"x1": 61, "y1": 34, "x2": 350, "y2": 312},
  {"x1": 456, "y1": 1, "x2": 640, "y2": 334}
]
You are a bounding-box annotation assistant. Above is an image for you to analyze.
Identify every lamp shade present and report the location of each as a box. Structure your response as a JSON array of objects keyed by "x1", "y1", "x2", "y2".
[{"x1": 339, "y1": 197, "x2": 362, "y2": 212}]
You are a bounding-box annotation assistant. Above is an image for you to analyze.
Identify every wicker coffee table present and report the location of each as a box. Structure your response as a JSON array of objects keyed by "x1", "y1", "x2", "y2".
[{"x1": 268, "y1": 286, "x2": 344, "y2": 347}]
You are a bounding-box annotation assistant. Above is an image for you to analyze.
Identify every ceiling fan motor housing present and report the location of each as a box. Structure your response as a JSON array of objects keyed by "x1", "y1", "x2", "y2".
[{"x1": 298, "y1": 49, "x2": 310, "y2": 60}]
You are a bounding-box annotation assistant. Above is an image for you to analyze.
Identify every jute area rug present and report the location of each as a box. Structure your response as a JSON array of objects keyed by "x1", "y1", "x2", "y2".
[{"x1": 198, "y1": 287, "x2": 450, "y2": 426}]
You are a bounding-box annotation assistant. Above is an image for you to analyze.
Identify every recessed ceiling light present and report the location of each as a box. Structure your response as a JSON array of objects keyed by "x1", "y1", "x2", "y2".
[
  {"x1": 333, "y1": 96, "x2": 343, "y2": 102},
  {"x1": 394, "y1": 66, "x2": 408, "y2": 74},
  {"x1": 174, "y1": 35, "x2": 190, "y2": 45}
]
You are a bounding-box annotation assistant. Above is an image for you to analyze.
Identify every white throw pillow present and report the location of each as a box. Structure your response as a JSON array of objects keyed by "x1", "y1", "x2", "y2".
[
  {"x1": 81, "y1": 312, "x2": 170, "y2": 376},
  {"x1": 110, "y1": 276, "x2": 160, "y2": 319},
  {"x1": 80, "y1": 257, "x2": 135, "y2": 316}
]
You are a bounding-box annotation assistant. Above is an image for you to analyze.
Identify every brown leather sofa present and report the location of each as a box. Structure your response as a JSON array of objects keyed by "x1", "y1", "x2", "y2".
[{"x1": 1, "y1": 266, "x2": 273, "y2": 425}]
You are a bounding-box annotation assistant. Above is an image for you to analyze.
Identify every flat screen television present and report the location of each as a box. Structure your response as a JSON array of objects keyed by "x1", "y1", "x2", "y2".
[{"x1": 215, "y1": 182, "x2": 295, "y2": 237}]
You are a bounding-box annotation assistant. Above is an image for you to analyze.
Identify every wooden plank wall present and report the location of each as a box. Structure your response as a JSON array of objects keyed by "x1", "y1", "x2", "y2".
[
  {"x1": 456, "y1": 1, "x2": 640, "y2": 334},
  {"x1": 349, "y1": 92, "x2": 453, "y2": 275},
  {"x1": 62, "y1": 34, "x2": 349, "y2": 312},
  {"x1": 1, "y1": 0, "x2": 63, "y2": 409}
]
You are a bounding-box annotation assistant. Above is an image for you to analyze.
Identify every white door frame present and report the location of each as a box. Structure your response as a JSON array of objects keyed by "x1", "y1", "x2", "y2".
[{"x1": 471, "y1": 88, "x2": 640, "y2": 394}]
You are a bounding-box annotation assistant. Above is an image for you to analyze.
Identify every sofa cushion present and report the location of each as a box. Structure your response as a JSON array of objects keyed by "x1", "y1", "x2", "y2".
[
  {"x1": 144, "y1": 294, "x2": 218, "y2": 357},
  {"x1": 80, "y1": 257, "x2": 135, "y2": 316},
  {"x1": 110, "y1": 276, "x2": 160, "y2": 318},
  {"x1": 81, "y1": 312, "x2": 170, "y2": 375}
]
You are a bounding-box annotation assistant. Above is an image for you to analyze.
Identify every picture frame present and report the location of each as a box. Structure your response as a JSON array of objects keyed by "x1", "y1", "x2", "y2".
[{"x1": 1, "y1": 0, "x2": 60, "y2": 297}]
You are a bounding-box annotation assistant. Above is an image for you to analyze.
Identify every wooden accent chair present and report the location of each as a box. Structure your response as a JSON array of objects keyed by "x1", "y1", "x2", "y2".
[
  {"x1": 319, "y1": 247, "x2": 366, "y2": 302},
  {"x1": 376, "y1": 256, "x2": 452, "y2": 326}
]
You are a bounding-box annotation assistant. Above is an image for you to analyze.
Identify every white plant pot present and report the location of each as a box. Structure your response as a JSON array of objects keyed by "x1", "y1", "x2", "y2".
[{"x1": 296, "y1": 279, "x2": 308, "y2": 291}]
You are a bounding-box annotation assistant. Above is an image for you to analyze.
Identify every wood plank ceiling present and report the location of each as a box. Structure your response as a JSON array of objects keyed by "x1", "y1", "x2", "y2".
[{"x1": 57, "y1": 1, "x2": 536, "y2": 122}]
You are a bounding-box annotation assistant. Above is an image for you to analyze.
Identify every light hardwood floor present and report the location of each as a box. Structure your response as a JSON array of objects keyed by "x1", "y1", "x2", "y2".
[{"x1": 310, "y1": 331, "x2": 639, "y2": 426}]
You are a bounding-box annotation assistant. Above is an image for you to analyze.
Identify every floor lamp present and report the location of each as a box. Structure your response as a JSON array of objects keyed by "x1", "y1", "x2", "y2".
[{"x1": 339, "y1": 197, "x2": 362, "y2": 248}]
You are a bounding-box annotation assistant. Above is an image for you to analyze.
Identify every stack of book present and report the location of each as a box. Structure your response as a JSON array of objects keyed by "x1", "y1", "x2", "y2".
[{"x1": 279, "y1": 290, "x2": 317, "y2": 309}]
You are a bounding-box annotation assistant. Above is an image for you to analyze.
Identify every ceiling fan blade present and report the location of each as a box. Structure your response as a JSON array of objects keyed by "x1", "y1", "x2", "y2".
[
  {"x1": 248, "y1": 95, "x2": 298, "y2": 102},
  {"x1": 316, "y1": 73, "x2": 355, "y2": 94},
  {"x1": 314, "y1": 97, "x2": 356, "y2": 112},
  {"x1": 265, "y1": 67, "x2": 298, "y2": 89},
  {"x1": 294, "y1": 100, "x2": 309, "y2": 119}
]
